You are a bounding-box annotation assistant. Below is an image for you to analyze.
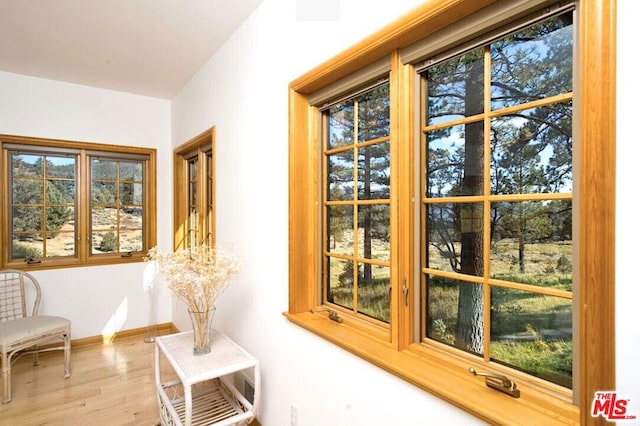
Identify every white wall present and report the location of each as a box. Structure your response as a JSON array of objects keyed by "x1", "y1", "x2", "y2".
[
  {"x1": 0, "y1": 71, "x2": 174, "y2": 339},
  {"x1": 170, "y1": 1, "x2": 487, "y2": 424},
  {"x1": 615, "y1": 0, "x2": 640, "y2": 417},
  {"x1": 172, "y1": 0, "x2": 640, "y2": 425}
]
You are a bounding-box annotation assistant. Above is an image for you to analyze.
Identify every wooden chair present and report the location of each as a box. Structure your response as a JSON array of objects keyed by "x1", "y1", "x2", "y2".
[{"x1": 0, "y1": 269, "x2": 71, "y2": 403}]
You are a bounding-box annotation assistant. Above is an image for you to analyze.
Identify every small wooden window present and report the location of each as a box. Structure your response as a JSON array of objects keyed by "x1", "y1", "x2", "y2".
[
  {"x1": 174, "y1": 128, "x2": 215, "y2": 250},
  {"x1": 1, "y1": 134, "x2": 156, "y2": 269}
]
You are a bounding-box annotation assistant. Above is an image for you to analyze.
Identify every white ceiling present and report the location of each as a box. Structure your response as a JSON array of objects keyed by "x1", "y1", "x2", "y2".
[{"x1": 0, "y1": 0, "x2": 263, "y2": 99}]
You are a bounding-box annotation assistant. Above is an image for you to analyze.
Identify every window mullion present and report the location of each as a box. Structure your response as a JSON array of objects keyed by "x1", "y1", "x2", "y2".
[
  {"x1": 77, "y1": 151, "x2": 89, "y2": 261},
  {"x1": 352, "y1": 100, "x2": 359, "y2": 316},
  {"x1": 394, "y1": 54, "x2": 415, "y2": 350},
  {"x1": 482, "y1": 45, "x2": 492, "y2": 364},
  {"x1": 198, "y1": 148, "x2": 208, "y2": 246}
]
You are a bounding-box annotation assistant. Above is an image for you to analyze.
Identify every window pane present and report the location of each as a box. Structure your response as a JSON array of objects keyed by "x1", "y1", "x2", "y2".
[
  {"x1": 327, "y1": 151, "x2": 354, "y2": 201},
  {"x1": 327, "y1": 257, "x2": 354, "y2": 310},
  {"x1": 327, "y1": 205, "x2": 353, "y2": 256},
  {"x1": 120, "y1": 229, "x2": 143, "y2": 252},
  {"x1": 490, "y1": 287, "x2": 572, "y2": 388},
  {"x1": 190, "y1": 181, "x2": 198, "y2": 206},
  {"x1": 189, "y1": 159, "x2": 198, "y2": 180},
  {"x1": 491, "y1": 13, "x2": 573, "y2": 110},
  {"x1": 426, "y1": 48, "x2": 484, "y2": 126},
  {"x1": 92, "y1": 231, "x2": 118, "y2": 254},
  {"x1": 427, "y1": 203, "x2": 484, "y2": 277},
  {"x1": 358, "y1": 142, "x2": 390, "y2": 200},
  {"x1": 91, "y1": 158, "x2": 145, "y2": 255},
  {"x1": 91, "y1": 159, "x2": 116, "y2": 180},
  {"x1": 45, "y1": 231, "x2": 76, "y2": 257},
  {"x1": 46, "y1": 206, "x2": 73, "y2": 232},
  {"x1": 12, "y1": 179, "x2": 43, "y2": 204},
  {"x1": 9, "y1": 152, "x2": 77, "y2": 261},
  {"x1": 427, "y1": 275, "x2": 484, "y2": 355},
  {"x1": 12, "y1": 206, "x2": 42, "y2": 231},
  {"x1": 12, "y1": 234, "x2": 43, "y2": 260},
  {"x1": 119, "y1": 182, "x2": 143, "y2": 205},
  {"x1": 46, "y1": 156, "x2": 75, "y2": 178},
  {"x1": 491, "y1": 102, "x2": 572, "y2": 195},
  {"x1": 357, "y1": 205, "x2": 389, "y2": 261},
  {"x1": 12, "y1": 154, "x2": 43, "y2": 177},
  {"x1": 92, "y1": 182, "x2": 116, "y2": 205},
  {"x1": 48, "y1": 180, "x2": 75, "y2": 201},
  {"x1": 327, "y1": 101, "x2": 355, "y2": 149},
  {"x1": 490, "y1": 200, "x2": 572, "y2": 290},
  {"x1": 92, "y1": 207, "x2": 116, "y2": 231},
  {"x1": 120, "y1": 207, "x2": 143, "y2": 228},
  {"x1": 357, "y1": 83, "x2": 390, "y2": 142},
  {"x1": 358, "y1": 264, "x2": 390, "y2": 323},
  {"x1": 426, "y1": 123, "x2": 483, "y2": 198},
  {"x1": 119, "y1": 161, "x2": 143, "y2": 181}
]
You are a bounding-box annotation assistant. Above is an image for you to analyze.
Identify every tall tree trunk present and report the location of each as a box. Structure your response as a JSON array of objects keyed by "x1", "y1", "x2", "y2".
[{"x1": 455, "y1": 58, "x2": 484, "y2": 354}]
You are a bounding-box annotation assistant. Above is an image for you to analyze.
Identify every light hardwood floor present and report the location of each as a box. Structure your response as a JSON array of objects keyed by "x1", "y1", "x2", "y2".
[{"x1": 0, "y1": 329, "x2": 259, "y2": 426}]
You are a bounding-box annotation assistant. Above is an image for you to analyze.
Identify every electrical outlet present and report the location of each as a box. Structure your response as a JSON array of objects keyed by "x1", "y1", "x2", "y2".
[{"x1": 291, "y1": 403, "x2": 299, "y2": 426}]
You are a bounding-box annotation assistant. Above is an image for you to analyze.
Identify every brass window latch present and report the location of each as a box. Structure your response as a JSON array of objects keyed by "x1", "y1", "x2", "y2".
[
  {"x1": 310, "y1": 307, "x2": 344, "y2": 323},
  {"x1": 469, "y1": 367, "x2": 520, "y2": 398}
]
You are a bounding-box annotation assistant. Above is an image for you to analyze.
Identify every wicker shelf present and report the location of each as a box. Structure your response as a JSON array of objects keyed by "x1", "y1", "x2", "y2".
[{"x1": 155, "y1": 331, "x2": 260, "y2": 426}]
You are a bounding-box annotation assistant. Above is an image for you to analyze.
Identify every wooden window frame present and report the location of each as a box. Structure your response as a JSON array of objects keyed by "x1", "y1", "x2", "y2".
[
  {"x1": 1, "y1": 134, "x2": 157, "y2": 270},
  {"x1": 173, "y1": 127, "x2": 216, "y2": 250},
  {"x1": 286, "y1": 1, "x2": 614, "y2": 424}
]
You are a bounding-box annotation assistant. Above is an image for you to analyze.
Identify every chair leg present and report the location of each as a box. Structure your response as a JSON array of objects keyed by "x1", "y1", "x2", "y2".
[
  {"x1": 63, "y1": 332, "x2": 71, "y2": 378},
  {"x1": 2, "y1": 350, "x2": 11, "y2": 404}
]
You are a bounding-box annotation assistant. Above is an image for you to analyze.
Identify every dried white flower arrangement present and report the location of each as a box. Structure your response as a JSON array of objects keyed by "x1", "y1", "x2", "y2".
[{"x1": 146, "y1": 244, "x2": 241, "y2": 313}]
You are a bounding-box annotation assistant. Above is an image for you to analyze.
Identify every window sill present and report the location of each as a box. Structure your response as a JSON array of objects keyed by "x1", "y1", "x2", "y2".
[
  {"x1": 284, "y1": 311, "x2": 579, "y2": 425},
  {"x1": 3, "y1": 255, "x2": 146, "y2": 271}
]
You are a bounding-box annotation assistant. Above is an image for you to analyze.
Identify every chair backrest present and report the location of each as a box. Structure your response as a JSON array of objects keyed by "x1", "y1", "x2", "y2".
[{"x1": 0, "y1": 269, "x2": 42, "y2": 323}]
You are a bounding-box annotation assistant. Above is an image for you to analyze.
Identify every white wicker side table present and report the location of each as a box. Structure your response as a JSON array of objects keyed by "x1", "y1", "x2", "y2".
[{"x1": 154, "y1": 330, "x2": 260, "y2": 426}]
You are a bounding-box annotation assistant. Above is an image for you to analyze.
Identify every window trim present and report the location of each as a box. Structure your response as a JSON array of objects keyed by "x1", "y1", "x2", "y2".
[
  {"x1": 173, "y1": 127, "x2": 216, "y2": 250},
  {"x1": 1, "y1": 134, "x2": 157, "y2": 270},
  {"x1": 286, "y1": 1, "x2": 614, "y2": 424}
]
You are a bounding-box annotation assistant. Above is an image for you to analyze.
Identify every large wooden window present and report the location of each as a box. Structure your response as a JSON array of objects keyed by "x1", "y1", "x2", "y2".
[
  {"x1": 174, "y1": 128, "x2": 215, "y2": 250},
  {"x1": 287, "y1": 0, "x2": 614, "y2": 424},
  {"x1": 1, "y1": 134, "x2": 157, "y2": 269},
  {"x1": 421, "y1": 11, "x2": 574, "y2": 391}
]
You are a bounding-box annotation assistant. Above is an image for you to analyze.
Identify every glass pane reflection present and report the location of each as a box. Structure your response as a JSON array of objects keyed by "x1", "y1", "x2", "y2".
[
  {"x1": 357, "y1": 264, "x2": 390, "y2": 323},
  {"x1": 327, "y1": 151, "x2": 354, "y2": 201},
  {"x1": 427, "y1": 48, "x2": 484, "y2": 125},
  {"x1": 327, "y1": 205, "x2": 353, "y2": 256},
  {"x1": 491, "y1": 102, "x2": 572, "y2": 195},
  {"x1": 490, "y1": 287, "x2": 572, "y2": 388},
  {"x1": 427, "y1": 203, "x2": 484, "y2": 277},
  {"x1": 357, "y1": 205, "x2": 389, "y2": 262},
  {"x1": 327, "y1": 257, "x2": 354, "y2": 310},
  {"x1": 427, "y1": 274, "x2": 484, "y2": 355},
  {"x1": 491, "y1": 13, "x2": 573, "y2": 110},
  {"x1": 490, "y1": 200, "x2": 572, "y2": 291},
  {"x1": 427, "y1": 123, "x2": 483, "y2": 198}
]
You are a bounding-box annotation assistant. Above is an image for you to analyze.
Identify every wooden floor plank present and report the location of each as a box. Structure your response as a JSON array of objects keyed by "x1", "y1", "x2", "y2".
[{"x1": 0, "y1": 332, "x2": 173, "y2": 426}]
